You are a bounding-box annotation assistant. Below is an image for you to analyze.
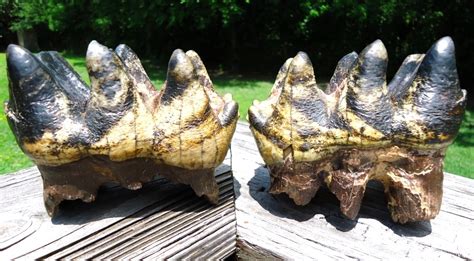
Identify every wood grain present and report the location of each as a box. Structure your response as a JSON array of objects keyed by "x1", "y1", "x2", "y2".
[{"x1": 0, "y1": 158, "x2": 235, "y2": 260}]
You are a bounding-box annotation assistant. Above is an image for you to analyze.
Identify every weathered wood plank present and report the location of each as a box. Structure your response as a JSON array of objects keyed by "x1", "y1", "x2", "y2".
[
  {"x1": 0, "y1": 158, "x2": 235, "y2": 260},
  {"x1": 232, "y1": 122, "x2": 474, "y2": 260}
]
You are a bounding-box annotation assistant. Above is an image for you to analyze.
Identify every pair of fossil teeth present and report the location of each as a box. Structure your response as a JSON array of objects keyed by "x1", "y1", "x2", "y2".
[
  {"x1": 5, "y1": 37, "x2": 466, "y2": 223},
  {"x1": 249, "y1": 36, "x2": 466, "y2": 223},
  {"x1": 5, "y1": 41, "x2": 238, "y2": 216}
]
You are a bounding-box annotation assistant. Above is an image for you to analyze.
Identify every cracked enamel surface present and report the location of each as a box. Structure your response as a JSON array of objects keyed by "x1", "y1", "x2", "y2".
[{"x1": 249, "y1": 37, "x2": 466, "y2": 223}]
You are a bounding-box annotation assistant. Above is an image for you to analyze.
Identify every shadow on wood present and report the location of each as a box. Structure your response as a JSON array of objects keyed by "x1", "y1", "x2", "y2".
[{"x1": 247, "y1": 165, "x2": 432, "y2": 236}]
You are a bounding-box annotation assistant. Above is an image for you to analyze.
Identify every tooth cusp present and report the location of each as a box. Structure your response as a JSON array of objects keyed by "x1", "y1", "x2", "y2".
[{"x1": 249, "y1": 37, "x2": 466, "y2": 223}]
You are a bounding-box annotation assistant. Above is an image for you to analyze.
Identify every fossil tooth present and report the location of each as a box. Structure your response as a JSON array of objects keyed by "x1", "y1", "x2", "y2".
[
  {"x1": 249, "y1": 37, "x2": 466, "y2": 223},
  {"x1": 5, "y1": 41, "x2": 239, "y2": 216}
]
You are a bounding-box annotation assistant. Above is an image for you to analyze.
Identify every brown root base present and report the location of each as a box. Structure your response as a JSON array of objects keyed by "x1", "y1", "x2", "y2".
[
  {"x1": 38, "y1": 156, "x2": 219, "y2": 217},
  {"x1": 268, "y1": 147, "x2": 444, "y2": 224}
]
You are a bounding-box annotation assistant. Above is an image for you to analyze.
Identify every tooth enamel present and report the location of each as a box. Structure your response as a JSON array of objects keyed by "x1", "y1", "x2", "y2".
[
  {"x1": 327, "y1": 51, "x2": 358, "y2": 94},
  {"x1": 249, "y1": 37, "x2": 466, "y2": 223},
  {"x1": 5, "y1": 41, "x2": 239, "y2": 216},
  {"x1": 388, "y1": 53, "x2": 424, "y2": 100}
]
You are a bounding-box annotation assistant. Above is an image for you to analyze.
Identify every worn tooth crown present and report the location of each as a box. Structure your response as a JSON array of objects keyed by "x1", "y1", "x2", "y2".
[
  {"x1": 5, "y1": 41, "x2": 239, "y2": 216},
  {"x1": 249, "y1": 37, "x2": 466, "y2": 223}
]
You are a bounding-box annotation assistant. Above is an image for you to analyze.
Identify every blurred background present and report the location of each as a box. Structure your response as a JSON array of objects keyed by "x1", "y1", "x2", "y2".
[{"x1": 0, "y1": 0, "x2": 473, "y2": 177}]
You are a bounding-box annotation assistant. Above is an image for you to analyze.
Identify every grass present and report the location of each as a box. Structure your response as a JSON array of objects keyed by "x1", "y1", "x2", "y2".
[
  {"x1": 444, "y1": 110, "x2": 474, "y2": 178},
  {"x1": 0, "y1": 53, "x2": 472, "y2": 179}
]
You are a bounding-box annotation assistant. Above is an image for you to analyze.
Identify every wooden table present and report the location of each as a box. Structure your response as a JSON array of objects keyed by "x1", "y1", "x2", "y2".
[{"x1": 1, "y1": 122, "x2": 473, "y2": 260}]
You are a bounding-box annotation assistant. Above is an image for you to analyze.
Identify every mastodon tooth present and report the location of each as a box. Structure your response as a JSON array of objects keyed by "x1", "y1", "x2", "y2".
[
  {"x1": 249, "y1": 37, "x2": 466, "y2": 223},
  {"x1": 5, "y1": 41, "x2": 239, "y2": 216}
]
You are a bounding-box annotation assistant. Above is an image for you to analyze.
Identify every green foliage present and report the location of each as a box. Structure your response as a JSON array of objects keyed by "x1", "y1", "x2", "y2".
[
  {"x1": 5, "y1": 0, "x2": 474, "y2": 82},
  {"x1": 9, "y1": 0, "x2": 65, "y2": 31},
  {"x1": 0, "y1": 0, "x2": 16, "y2": 44},
  {"x1": 445, "y1": 110, "x2": 474, "y2": 179}
]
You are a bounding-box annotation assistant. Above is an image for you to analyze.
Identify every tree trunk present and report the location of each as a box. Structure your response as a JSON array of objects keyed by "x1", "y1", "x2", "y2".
[{"x1": 17, "y1": 29, "x2": 39, "y2": 51}]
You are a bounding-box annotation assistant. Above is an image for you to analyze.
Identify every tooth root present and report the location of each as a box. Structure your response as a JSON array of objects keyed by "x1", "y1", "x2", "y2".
[
  {"x1": 327, "y1": 51, "x2": 358, "y2": 94},
  {"x1": 6, "y1": 44, "x2": 67, "y2": 141},
  {"x1": 383, "y1": 159, "x2": 443, "y2": 224},
  {"x1": 36, "y1": 51, "x2": 90, "y2": 112},
  {"x1": 115, "y1": 44, "x2": 155, "y2": 94},
  {"x1": 387, "y1": 54, "x2": 424, "y2": 100},
  {"x1": 327, "y1": 170, "x2": 370, "y2": 219},
  {"x1": 267, "y1": 161, "x2": 323, "y2": 206},
  {"x1": 347, "y1": 40, "x2": 392, "y2": 135},
  {"x1": 409, "y1": 36, "x2": 466, "y2": 141}
]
